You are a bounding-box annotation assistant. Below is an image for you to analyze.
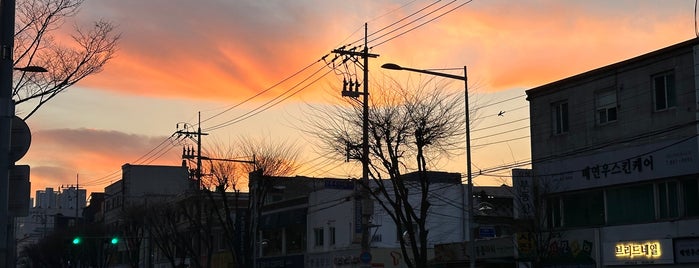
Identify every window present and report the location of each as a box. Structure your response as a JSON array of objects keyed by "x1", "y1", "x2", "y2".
[
  {"x1": 313, "y1": 228, "x2": 324, "y2": 247},
  {"x1": 287, "y1": 225, "x2": 305, "y2": 253},
  {"x1": 561, "y1": 191, "x2": 604, "y2": 227},
  {"x1": 657, "y1": 181, "x2": 679, "y2": 219},
  {"x1": 606, "y1": 184, "x2": 654, "y2": 224},
  {"x1": 653, "y1": 72, "x2": 676, "y2": 111},
  {"x1": 262, "y1": 229, "x2": 282, "y2": 256},
  {"x1": 682, "y1": 179, "x2": 699, "y2": 217},
  {"x1": 329, "y1": 226, "x2": 336, "y2": 246},
  {"x1": 595, "y1": 90, "x2": 617, "y2": 124},
  {"x1": 552, "y1": 101, "x2": 569, "y2": 134},
  {"x1": 546, "y1": 196, "x2": 562, "y2": 229}
]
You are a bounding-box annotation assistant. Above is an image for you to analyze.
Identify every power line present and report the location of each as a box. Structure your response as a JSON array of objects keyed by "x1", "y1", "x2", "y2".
[
  {"x1": 78, "y1": 1, "x2": 475, "y2": 191},
  {"x1": 370, "y1": 0, "x2": 473, "y2": 48},
  {"x1": 200, "y1": 59, "x2": 326, "y2": 127},
  {"x1": 204, "y1": 66, "x2": 336, "y2": 132}
]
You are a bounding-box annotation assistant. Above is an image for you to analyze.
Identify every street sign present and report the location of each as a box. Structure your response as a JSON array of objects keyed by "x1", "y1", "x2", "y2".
[
  {"x1": 10, "y1": 116, "x2": 31, "y2": 162},
  {"x1": 9, "y1": 165, "x2": 30, "y2": 217}
]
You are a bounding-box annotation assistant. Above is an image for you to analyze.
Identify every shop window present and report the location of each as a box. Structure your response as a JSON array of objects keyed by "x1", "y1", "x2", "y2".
[
  {"x1": 262, "y1": 229, "x2": 282, "y2": 256},
  {"x1": 606, "y1": 184, "x2": 654, "y2": 224},
  {"x1": 682, "y1": 179, "x2": 699, "y2": 217},
  {"x1": 561, "y1": 191, "x2": 604, "y2": 227},
  {"x1": 552, "y1": 101, "x2": 569, "y2": 135},
  {"x1": 653, "y1": 72, "x2": 676, "y2": 111},
  {"x1": 595, "y1": 89, "x2": 617, "y2": 124},
  {"x1": 286, "y1": 225, "x2": 305, "y2": 253},
  {"x1": 657, "y1": 181, "x2": 679, "y2": 219}
]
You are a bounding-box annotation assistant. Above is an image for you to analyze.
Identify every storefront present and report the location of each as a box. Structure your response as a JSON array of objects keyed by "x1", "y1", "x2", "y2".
[{"x1": 601, "y1": 236, "x2": 699, "y2": 267}]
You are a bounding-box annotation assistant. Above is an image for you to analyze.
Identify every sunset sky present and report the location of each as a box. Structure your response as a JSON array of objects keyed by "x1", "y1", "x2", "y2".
[{"x1": 18, "y1": 0, "x2": 697, "y2": 199}]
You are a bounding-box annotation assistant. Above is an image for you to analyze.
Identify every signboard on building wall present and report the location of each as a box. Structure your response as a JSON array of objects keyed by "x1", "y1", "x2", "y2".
[
  {"x1": 675, "y1": 237, "x2": 699, "y2": 264},
  {"x1": 536, "y1": 137, "x2": 699, "y2": 193},
  {"x1": 512, "y1": 169, "x2": 534, "y2": 219},
  {"x1": 603, "y1": 239, "x2": 674, "y2": 266}
]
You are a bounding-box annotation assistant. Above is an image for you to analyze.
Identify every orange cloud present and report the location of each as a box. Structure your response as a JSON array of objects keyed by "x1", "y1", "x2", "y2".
[
  {"x1": 31, "y1": 0, "x2": 696, "y2": 197},
  {"x1": 74, "y1": 0, "x2": 694, "y2": 105}
]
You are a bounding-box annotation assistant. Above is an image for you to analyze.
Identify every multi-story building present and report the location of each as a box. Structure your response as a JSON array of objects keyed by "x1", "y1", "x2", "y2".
[
  {"x1": 523, "y1": 38, "x2": 699, "y2": 267},
  {"x1": 16, "y1": 186, "x2": 87, "y2": 263},
  {"x1": 250, "y1": 170, "x2": 470, "y2": 268},
  {"x1": 34, "y1": 187, "x2": 57, "y2": 209},
  {"x1": 433, "y1": 184, "x2": 517, "y2": 268},
  {"x1": 57, "y1": 185, "x2": 87, "y2": 218},
  {"x1": 103, "y1": 163, "x2": 191, "y2": 267},
  {"x1": 104, "y1": 163, "x2": 191, "y2": 225}
]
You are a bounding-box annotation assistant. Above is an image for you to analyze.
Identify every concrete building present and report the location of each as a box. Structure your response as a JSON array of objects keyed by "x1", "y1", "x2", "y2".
[
  {"x1": 57, "y1": 185, "x2": 86, "y2": 218},
  {"x1": 34, "y1": 187, "x2": 56, "y2": 209},
  {"x1": 103, "y1": 163, "x2": 191, "y2": 268},
  {"x1": 433, "y1": 184, "x2": 517, "y2": 268},
  {"x1": 523, "y1": 38, "x2": 699, "y2": 267},
  {"x1": 250, "y1": 171, "x2": 471, "y2": 268},
  {"x1": 104, "y1": 163, "x2": 191, "y2": 225}
]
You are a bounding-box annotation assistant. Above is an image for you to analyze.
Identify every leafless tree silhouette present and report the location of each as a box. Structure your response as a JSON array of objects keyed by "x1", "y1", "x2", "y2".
[
  {"x1": 307, "y1": 74, "x2": 467, "y2": 268},
  {"x1": 13, "y1": 0, "x2": 120, "y2": 119}
]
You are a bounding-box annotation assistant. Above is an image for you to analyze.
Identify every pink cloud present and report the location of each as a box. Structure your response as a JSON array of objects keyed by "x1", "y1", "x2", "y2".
[{"x1": 23, "y1": 128, "x2": 182, "y2": 195}]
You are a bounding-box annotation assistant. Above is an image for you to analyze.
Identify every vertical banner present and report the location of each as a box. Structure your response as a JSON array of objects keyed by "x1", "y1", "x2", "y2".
[{"x1": 512, "y1": 169, "x2": 534, "y2": 219}]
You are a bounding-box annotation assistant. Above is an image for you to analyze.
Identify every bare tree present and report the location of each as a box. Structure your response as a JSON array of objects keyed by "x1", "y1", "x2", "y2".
[
  {"x1": 236, "y1": 135, "x2": 301, "y2": 176},
  {"x1": 307, "y1": 75, "x2": 466, "y2": 268},
  {"x1": 195, "y1": 136, "x2": 300, "y2": 267},
  {"x1": 119, "y1": 204, "x2": 146, "y2": 268},
  {"x1": 13, "y1": 0, "x2": 119, "y2": 119},
  {"x1": 143, "y1": 201, "x2": 184, "y2": 268}
]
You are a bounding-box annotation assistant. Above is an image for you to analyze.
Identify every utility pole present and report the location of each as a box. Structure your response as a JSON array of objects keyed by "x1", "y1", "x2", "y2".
[
  {"x1": 176, "y1": 112, "x2": 208, "y2": 266},
  {"x1": 332, "y1": 23, "x2": 378, "y2": 267},
  {"x1": 0, "y1": 0, "x2": 16, "y2": 266}
]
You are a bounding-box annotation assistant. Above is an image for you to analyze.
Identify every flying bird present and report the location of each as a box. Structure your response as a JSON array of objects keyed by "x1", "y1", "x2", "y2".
[{"x1": 498, "y1": 111, "x2": 506, "y2": 117}]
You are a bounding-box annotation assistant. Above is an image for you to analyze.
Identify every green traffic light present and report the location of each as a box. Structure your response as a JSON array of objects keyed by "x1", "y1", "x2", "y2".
[
  {"x1": 72, "y1": 237, "x2": 81, "y2": 245},
  {"x1": 110, "y1": 237, "x2": 119, "y2": 244}
]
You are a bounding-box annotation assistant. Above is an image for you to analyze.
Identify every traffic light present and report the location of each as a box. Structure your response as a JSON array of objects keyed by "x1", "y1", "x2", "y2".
[
  {"x1": 110, "y1": 236, "x2": 119, "y2": 245},
  {"x1": 72, "y1": 237, "x2": 81, "y2": 245}
]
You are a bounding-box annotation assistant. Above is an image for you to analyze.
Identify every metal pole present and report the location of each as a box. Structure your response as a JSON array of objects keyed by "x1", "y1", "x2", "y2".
[
  {"x1": 380, "y1": 63, "x2": 474, "y2": 268},
  {"x1": 0, "y1": 0, "x2": 15, "y2": 267},
  {"x1": 464, "y1": 66, "x2": 475, "y2": 268}
]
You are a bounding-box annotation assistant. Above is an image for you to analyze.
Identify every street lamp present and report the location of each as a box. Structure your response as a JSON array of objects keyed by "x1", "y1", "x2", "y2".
[
  {"x1": 13, "y1": 66, "x2": 48, "y2": 73},
  {"x1": 381, "y1": 63, "x2": 475, "y2": 268}
]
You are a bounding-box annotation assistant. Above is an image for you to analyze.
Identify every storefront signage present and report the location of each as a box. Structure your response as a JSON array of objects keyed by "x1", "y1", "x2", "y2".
[
  {"x1": 537, "y1": 137, "x2": 699, "y2": 193},
  {"x1": 603, "y1": 239, "x2": 673, "y2": 265},
  {"x1": 512, "y1": 169, "x2": 534, "y2": 219},
  {"x1": 675, "y1": 237, "x2": 699, "y2": 264}
]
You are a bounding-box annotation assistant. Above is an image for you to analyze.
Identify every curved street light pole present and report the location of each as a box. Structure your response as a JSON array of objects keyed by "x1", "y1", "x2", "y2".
[{"x1": 381, "y1": 63, "x2": 475, "y2": 268}]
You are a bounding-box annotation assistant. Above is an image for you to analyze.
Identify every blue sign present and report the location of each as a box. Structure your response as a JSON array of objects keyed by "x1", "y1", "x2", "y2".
[{"x1": 360, "y1": 251, "x2": 372, "y2": 264}]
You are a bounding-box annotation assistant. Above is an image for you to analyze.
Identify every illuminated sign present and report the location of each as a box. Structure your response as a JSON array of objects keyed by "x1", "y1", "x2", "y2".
[
  {"x1": 603, "y1": 239, "x2": 674, "y2": 265},
  {"x1": 614, "y1": 241, "x2": 661, "y2": 259}
]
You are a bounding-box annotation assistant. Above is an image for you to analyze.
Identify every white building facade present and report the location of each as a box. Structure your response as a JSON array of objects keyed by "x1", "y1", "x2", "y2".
[{"x1": 305, "y1": 172, "x2": 466, "y2": 268}]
